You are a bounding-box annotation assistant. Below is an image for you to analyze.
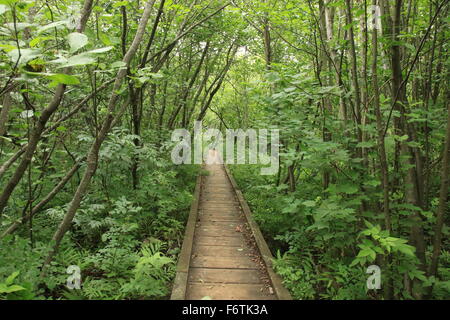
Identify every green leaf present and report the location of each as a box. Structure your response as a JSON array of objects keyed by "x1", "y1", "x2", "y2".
[
  {"x1": 356, "y1": 141, "x2": 376, "y2": 148},
  {"x1": 67, "y1": 32, "x2": 88, "y2": 53},
  {"x1": 7, "y1": 48, "x2": 41, "y2": 65},
  {"x1": 47, "y1": 73, "x2": 80, "y2": 85},
  {"x1": 0, "y1": 4, "x2": 9, "y2": 15},
  {"x1": 0, "y1": 284, "x2": 25, "y2": 294},
  {"x1": 57, "y1": 53, "x2": 96, "y2": 68},
  {"x1": 394, "y1": 134, "x2": 409, "y2": 142},
  {"x1": 5, "y1": 271, "x2": 19, "y2": 285},
  {"x1": 37, "y1": 20, "x2": 67, "y2": 34},
  {"x1": 350, "y1": 258, "x2": 361, "y2": 267},
  {"x1": 284, "y1": 87, "x2": 296, "y2": 93},
  {"x1": 0, "y1": 43, "x2": 16, "y2": 52},
  {"x1": 406, "y1": 141, "x2": 421, "y2": 148},
  {"x1": 364, "y1": 179, "x2": 381, "y2": 187},
  {"x1": 113, "y1": 0, "x2": 129, "y2": 8},
  {"x1": 110, "y1": 61, "x2": 127, "y2": 69},
  {"x1": 364, "y1": 220, "x2": 374, "y2": 229},
  {"x1": 302, "y1": 200, "x2": 316, "y2": 207},
  {"x1": 149, "y1": 72, "x2": 164, "y2": 79},
  {"x1": 357, "y1": 248, "x2": 373, "y2": 258},
  {"x1": 337, "y1": 184, "x2": 358, "y2": 194},
  {"x1": 373, "y1": 246, "x2": 384, "y2": 254},
  {"x1": 408, "y1": 269, "x2": 427, "y2": 281},
  {"x1": 282, "y1": 200, "x2": 302, "y2": 213},
  {"x1": 99, "y1": 32, "x2": 112, "y2": 46},
  {"x1": 395, "y1": 244, "x2": 416, "y2": 257},
  {"x1": 29, "y1": 36, "x2": 52, "y2": 48},
  {"x1": 86, "y1": 46, "x2": 113, "y2": 54}
]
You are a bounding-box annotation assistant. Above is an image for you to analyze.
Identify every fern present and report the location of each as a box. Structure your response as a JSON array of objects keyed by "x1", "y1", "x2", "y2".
[{"x1": 120, "y1": 243, "x2": 175, "y2": 299}]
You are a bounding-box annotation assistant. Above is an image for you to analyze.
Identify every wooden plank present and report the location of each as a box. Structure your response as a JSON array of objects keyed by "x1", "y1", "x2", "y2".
[
  {"x1": 198, "y1": 209, "x2": 243, "y2": 218},
  {"x1": 198, "y1": 209, "x2": 239, "y2": 217},
  {"x1": 202, "y1": 195, "x2": 235, "y2": 198},
  {"x1": 197, "y1": 215, "x2": 241, "y2": 222},
  {"x1": 195, "y1": 224, "x2": 241, "y2": 232},
  {"x1": 190, "y1": 255, "x2": 257, "y2": 269},
  {"x1": 194, "y1": 236, "x2": 245, "y2": 247},
  {"x1": 199, "y1": 208, "x2": 240, "y2": 213},
  {"x1": 200, "y1": 201, "x2": 240, "y2": 206},
  {"x1": 199, "y1": 212, "x2": 240, "y2": 217},
  {"x1": 193, "y1": 245, "x2": 251, "y2": 256},
  {"x1": 189, "y1": 268, "x2": 262, "y2": 284},
  {"x1": 202, "y1": 194, "x2": 236, "y2": 198},
  {"x1": 200, "y1": 202, "x2": 241, "y2": 210},
  {"x1": 197, "y1": 221, "x2": 241, "y2": 226},
  {"x1": 186, "y1": 283, "x2": 275, "y2": 300},
  {"x1": 198, "y1": 209, "x2": 240, "y2": 215},
  {"x1": 171, "y1": 272, "x2": 188, "y2": 300},
  {"x1": 203, "y1": 185, "x2": 230, "y2": 187},
  {"x1": 202, "y1": 196, "x2": 237, "y2": 201},
  {"x1": 199, "y1": 205, "x2": 240, "y2": 210},
  {"x1": 195, "y1": 227, "x2": 245, "y2": 238},
  {"x1": 170, "y1": 175, "x2": 202, "y2": 300},
  {"x1": 196, "y1": 221, "x2": 241, "y2": 230}
]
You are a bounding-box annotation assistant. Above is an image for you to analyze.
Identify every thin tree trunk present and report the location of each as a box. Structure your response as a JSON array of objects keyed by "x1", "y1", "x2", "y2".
[
  {"x1": 0, "y1": 79, "x2": 113, "y2": 181},
  {"x1": 0, "y1": 91, "x2": 12, "y2": 137},
  {"x1": 168, "y1": 41, "x2": 209, "y2": 129},
  {"x1": 427, "y1": 90, "x2": 450, "y2": 286},
  {"x1": 387, "y1": 0, "x2": 427, "y2": 299},
  {"x1": 371, "y1": 0, "x2": 392, "y2": 299},
  {"x1": 0, "y1": 161, "x2": 82, "y2": 238},
  {"x1": 0, "y1": 0, "x2": 94, "y2": 217},
  {"x1": 345, "y1": 0, "x2": 363, "y2": 159},
  {"x1": 41, "y1": 0, "x2": 156, "y2": 272}
]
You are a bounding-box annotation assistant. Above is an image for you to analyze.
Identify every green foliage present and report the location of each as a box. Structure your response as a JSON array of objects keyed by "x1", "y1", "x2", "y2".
[
  {"x1": 0, "y1": 0, "x2": 448, "y2": 302},
  {"x1": 352, "y1": 221, "x2": 417, "y2": 267},
  {"x1": 0, "y1": 272, "x2": 26, "y2": 298},
  {"x1": 0, "y1": 236, "x2": 49, "y2": 300},
  {"x1": 0, "y1": 127, "x2": 198, "y2": 299},
  {"x1": 272, "y1": 251, "x2": 316, "y2": 300},
  {"x1": 121, "y1": 241, "x2": 175, "y2": 299}
]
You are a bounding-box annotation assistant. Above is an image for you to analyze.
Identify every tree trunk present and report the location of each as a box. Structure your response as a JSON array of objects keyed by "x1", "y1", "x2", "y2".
[
  {"x1": 0, "y1": 0, "x2": 94, "y2": 217},
  {"x1": 427, "y1": 90, "x2": 450, "y2": 288},
  {"x1": 41, "y1": 0, "x2": 156, "y2": 272}
]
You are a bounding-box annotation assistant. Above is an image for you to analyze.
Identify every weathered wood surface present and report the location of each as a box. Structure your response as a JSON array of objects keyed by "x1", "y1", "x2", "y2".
[{"x1": 171, "y1": 150, "x2": 292, "y2": 300}]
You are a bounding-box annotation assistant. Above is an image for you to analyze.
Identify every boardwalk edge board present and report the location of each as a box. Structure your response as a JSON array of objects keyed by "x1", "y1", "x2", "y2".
[
  {"x1": 170, "y1": 174, "x2": 202, "y2": 300},
  {"x1": 224, "y1": 166, "x2": 293, "y2": 301}
]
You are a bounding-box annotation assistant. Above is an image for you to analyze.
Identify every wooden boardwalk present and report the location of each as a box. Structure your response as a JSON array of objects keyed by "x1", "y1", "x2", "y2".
[{"x1": 171, "y1": 151, "x2": 291, "y2": 300}]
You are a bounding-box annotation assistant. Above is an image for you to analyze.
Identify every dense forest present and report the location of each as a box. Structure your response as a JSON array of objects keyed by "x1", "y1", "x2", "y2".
[{"x1": 0, "y1": 0, "x2": 448, "y2": 300}]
